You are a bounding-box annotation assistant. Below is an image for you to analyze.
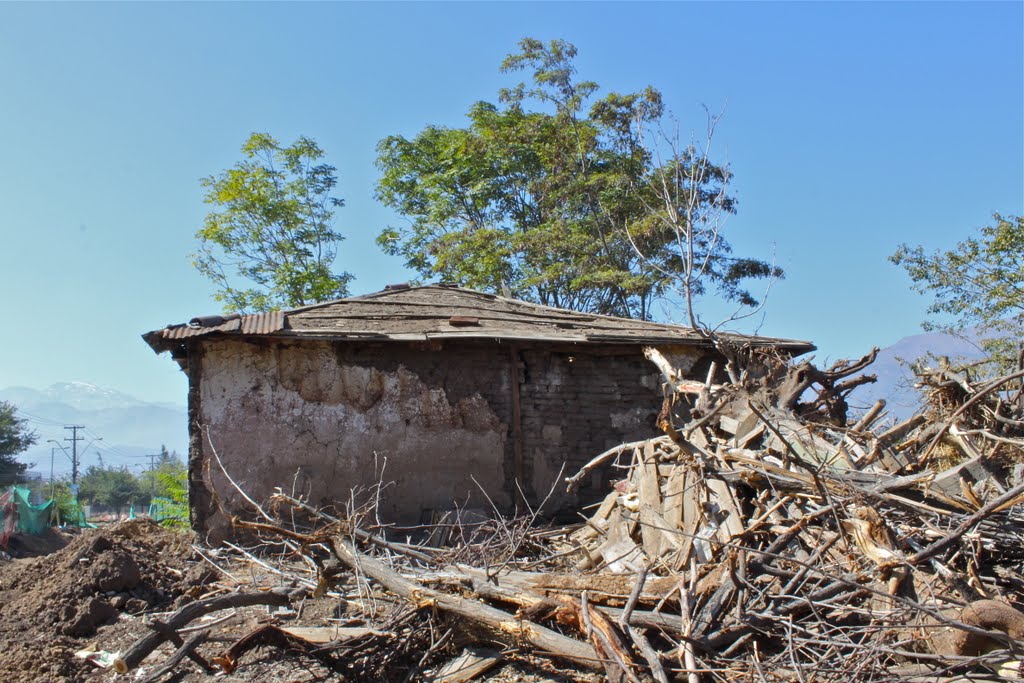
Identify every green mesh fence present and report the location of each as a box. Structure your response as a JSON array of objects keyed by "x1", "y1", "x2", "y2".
[{"x1": 11, "y1": 486, "x2": 54, "y2": 535}]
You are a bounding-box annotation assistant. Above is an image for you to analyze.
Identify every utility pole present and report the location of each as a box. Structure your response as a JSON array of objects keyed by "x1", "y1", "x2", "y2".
[
  {"x1": 64, "y1": 425, "x2": 84, "y2": 486},
  {"x1": 145, "y1": 453, "x2": 159, "y2": 500}
]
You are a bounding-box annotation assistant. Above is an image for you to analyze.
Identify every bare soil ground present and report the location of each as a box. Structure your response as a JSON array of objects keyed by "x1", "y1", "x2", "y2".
[
  {"x1": 0, "y1": 521, "x2": 591, "y2": 683},
  {"x1": 0, "y1": 520, "x2": 208, "y2": 682}
]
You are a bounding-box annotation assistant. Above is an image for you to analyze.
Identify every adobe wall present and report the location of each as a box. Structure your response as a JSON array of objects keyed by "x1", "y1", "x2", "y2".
[{"x1": 188, "y1": 338, "x2": 706, "y2": 537}]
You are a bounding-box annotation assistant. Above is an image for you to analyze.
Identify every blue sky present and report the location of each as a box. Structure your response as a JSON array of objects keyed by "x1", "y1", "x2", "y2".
[{"x1": 1, "y1": 1, "x2": 1021, "y2": 406}]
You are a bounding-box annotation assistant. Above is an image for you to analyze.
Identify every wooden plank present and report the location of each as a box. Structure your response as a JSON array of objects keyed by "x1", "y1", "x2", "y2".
[
  {"x1": 718, "y1": 416, "x2": 739, "y2": 436},
  {"x1": 599, "y1": 536, "x2": 647, "y2": 574},
  {"x1": 672, "y1": 466, "x2": 701, "y2": 571},
  {"x1": 425, "y1": 647, "x2": 502, "y2": 683},
  {"x1": 932, "y1": 455, "x2": 1002, "y2": 496},
  {"x1": 736, "y1": 423, "x2": 765, "y2": 449},
  {"x1": 640, "y1": 503, "x2": 684, "y2": 553},
  {"x1": 706, "y1": 476, "x2": 746, "y2": 541},
  {"x1": 279, "y1": 626, "x2": 380, "y2": 643},
  {"x1": 509, "y1": 346, "x2": 525, "y2": 496},
  {"x1": 597, "y1": 507, "x2": 647, "y2": 573},
  {"x1": 638, "y1": 441, "x2": 663, "y2": 558},
  {"x1": 592, "y1": 491, "x2": 620, "y2": 527},
  {"x1": 770, "y1": 418, "x2": 844, "y2": 466},
  {"x1": 662, "y1": 467, "x2": 685, "y2": 533},
  {"x1": 732, "y1": 407, "x2": 763, "y2": 447}
]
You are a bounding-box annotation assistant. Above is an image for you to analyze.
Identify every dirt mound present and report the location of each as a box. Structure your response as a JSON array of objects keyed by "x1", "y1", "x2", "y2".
[
  {"x1": 2, "y1": 527, "x2": 71, "y2": 558},
  {"x1": 0, "y1": 519, "x2": 206, "y2": 683}
]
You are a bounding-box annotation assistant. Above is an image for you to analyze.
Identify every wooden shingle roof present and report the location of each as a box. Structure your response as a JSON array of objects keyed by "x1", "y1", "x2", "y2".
[{"x1": 144, "y1": 285, "x2": 815, "y2": 354}]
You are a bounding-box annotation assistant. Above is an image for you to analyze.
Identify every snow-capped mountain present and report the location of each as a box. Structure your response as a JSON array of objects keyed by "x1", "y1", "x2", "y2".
[{"x1": 0, "y1": 383, "x2": 187, "y2": 478}]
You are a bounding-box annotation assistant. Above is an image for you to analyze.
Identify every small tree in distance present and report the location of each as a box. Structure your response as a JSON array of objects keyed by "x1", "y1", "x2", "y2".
[
  {"x1": 78, "y1": 465, "x2": 145, "y2": 510},
  {"x1": 891, "y1": 213, "x2": 1024, "y2": 372},
  {"x1": 193, "y1": 133, "x2": 353, "y2": 313},
  {"x1": 139, "y1": 445, "x2": 185, "y2": 502},
  {"x1": 0, "y1": 401, "x2": 36, "y2": 485}
]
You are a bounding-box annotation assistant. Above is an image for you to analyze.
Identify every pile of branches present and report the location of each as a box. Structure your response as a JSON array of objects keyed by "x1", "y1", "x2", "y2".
[
  {"x1": 118, "y1": 347, "x2": 1024, "y2": 682},
  {"x1": 560, "y1": 348, "x2": 1024, "y2": 680},
  {"x1": 912, "y1": 354, "x2": 1024, "y2": 470}
]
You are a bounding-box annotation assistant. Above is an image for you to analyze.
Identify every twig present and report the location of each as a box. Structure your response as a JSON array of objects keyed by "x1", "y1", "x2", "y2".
[
  {"x1": 919, "y1": 368, "x2": 1024, "y2": 462},
  {"x1": 910, "y1": 480, "x2": 1024, "y2": 565},
  {"x1": 202, "y1": 425, "x2": 274, "y2": 523},
  {"x1": 114, "y1": 587, "x2": 302, "y2": 673},
  {"x1": 619, "y1": 560, "x2": 651, "y2": 628},
  {"x1": 271, "y1": 491, "x2": 437, "y2": 565},
  {"x1": 565, "y1": 438, "x2": 671, "y2": 492},
  {"x1": 232, "y1": 518, "x2": 604, "y2": 669}
]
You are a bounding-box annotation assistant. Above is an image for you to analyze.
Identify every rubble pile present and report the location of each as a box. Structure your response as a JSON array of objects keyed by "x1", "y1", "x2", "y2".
[
  {"x1": 127, "y1": 347, "x2": 1018, "y2": 683},
  {"x1": 561, "y1": 348, "x2": 1024, "y2": 680},
  {"x1": 0, "y1": 519, "x2": 206, "y2": 682},
  {"x1": 7, "y1": 348, "x2": 1022, "y2": 682}
]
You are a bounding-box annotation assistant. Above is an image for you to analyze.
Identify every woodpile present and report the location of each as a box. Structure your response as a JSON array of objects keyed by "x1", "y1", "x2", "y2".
[
  {"x1": 558, "y1": 348, "x2": 1024, "y2": 680},
  {"x1": 115, "y1": 347, "x2": 1024, "y2": 681}
]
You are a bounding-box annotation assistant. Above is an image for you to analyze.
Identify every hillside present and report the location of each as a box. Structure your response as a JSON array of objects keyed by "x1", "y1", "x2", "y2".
[
  {"x1": 0, "y1": 382, "x2": 187, "y2": 478},
  {"x1": 847, "y1": 329, "x2": 985, "y2": 421}
]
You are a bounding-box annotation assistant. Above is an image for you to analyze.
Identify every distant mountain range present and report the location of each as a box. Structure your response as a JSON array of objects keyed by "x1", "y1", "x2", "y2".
[{"x1": 0, "y1": 382, "x2": 187, "y2": 479}]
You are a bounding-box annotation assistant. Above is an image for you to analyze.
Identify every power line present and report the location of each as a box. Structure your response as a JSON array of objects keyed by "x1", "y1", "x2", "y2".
[
  {"x1": 82, "y1": 428, "x2": 135, "y2": 459},
  {"x1": 15, "y1": 410, "x2": 65, "y2": 426}
]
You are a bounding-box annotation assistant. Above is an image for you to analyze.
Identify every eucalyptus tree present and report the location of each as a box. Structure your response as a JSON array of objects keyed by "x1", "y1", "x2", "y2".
[{"x1": 376, "y1": 38, "x2": 780, "y2": 322}]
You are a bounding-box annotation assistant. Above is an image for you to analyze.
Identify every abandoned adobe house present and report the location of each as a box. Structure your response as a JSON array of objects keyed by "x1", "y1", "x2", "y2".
[{"x1": 143, "y1": 285, "x2": 813, "y2": 536}]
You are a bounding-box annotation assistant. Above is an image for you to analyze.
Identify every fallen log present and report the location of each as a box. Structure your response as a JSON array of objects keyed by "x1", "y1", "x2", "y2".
[
  {"x1": 454, "y1": 565, "x2": 680, "y2": 606},
  {"x1": 233, "y1": 518, "x2": 604, "y2": 670},
  {"x1": 213, "y1": 624, "x2": 335, "y2": 674}
]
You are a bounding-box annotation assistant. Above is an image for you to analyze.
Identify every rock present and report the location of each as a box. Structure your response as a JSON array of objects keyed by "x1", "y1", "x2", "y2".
[{"x1": 125, "y1": 598, "x2": 148, "y2": 614}]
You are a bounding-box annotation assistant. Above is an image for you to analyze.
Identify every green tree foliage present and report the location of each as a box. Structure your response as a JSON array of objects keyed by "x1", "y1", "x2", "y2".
[
  {"x1": 49, "y1": 479, "x2": 85, "y2": 525},
  {"x1": 153, "y1": 467, "x2": 189, "y2": 528},
  {"x1": 138, "y1": 446, "x2": 186, "y2": 501},
  {"x1": 891, "y1": 213, "x2": 1024, "y2": 369},
  {"x1": 376, "y1": 38, "x2": 780, "y2": 320},
  {"x1": 78, "y1": 465, "x2": 145, "y2": 509},
  {"x1": 194, "y1": 133, "x2": 353, "y2": 313},
  {"x1": 0, "y1": 401, "x2": 36, "y2": 485}
]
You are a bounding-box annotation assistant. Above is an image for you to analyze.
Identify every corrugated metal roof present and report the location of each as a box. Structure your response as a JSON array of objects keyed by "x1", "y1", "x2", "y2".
[
  {"x1": 143, "y1": 285, "x2": 814, "y2": 354},
  {"x1": 159, "y1": 319, "x2": 239, "y2": 340},
  {"x1": 240, "y1": 310, "x2": 285, "y2": 335}
]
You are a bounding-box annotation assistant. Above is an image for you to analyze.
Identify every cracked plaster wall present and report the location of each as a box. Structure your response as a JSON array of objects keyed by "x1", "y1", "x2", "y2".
[
  {"x1": 196, "y1": 339, "x2": 509, "y2": 533},
  {"x1": 190, "y1": 338, "x2": 712, "y2": 535}
]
